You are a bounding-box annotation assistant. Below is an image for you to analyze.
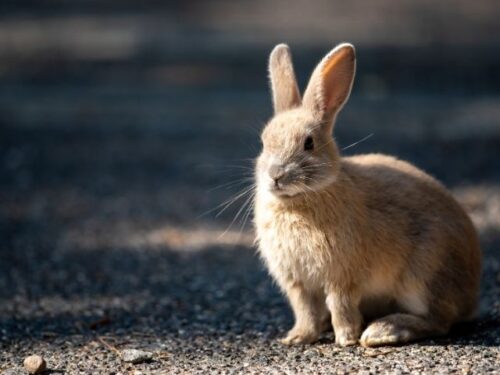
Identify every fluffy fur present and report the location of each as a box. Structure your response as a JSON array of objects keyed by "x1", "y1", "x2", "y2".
[{"x1": 253, "y1": 43, "x2": 481, "y2": 347}]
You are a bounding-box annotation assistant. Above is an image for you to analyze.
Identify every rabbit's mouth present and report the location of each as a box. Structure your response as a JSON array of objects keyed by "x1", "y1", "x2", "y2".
[
  {"x1": 258, "y1": 160, "x2": 330, "y2": 198},
  {"x1": 272, "y1": 186, "x2": 294, "y2": 197},
  {"x1": 268, "y1": 172, "x2": 336, "y2": 199},
  {"x1": 269, "y1": 179, "x2": 308, "y2": 198},
  {"x1": 270, "y1": 181, "x2": 290, "y2": 195},
  {"x1": 272, "y1": 189, "x2": 298, "y2": 199}
]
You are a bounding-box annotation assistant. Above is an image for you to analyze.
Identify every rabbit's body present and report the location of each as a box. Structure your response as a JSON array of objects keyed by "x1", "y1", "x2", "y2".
[
  {"x1": 256, "y1": 154, "x2": 480, "y2": 344},
  {"x1": 253, "y1": 43, "x2": 481, "y2": 347}
]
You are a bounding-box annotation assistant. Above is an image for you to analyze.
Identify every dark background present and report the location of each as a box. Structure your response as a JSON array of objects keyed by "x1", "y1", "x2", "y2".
[{"x1": 1, "y1": 1, "x2": 499, "y2": 373}]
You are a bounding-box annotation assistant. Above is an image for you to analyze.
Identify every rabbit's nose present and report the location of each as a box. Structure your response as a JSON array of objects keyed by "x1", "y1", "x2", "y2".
[{"x1": 269, "y1": 164, "x2": 285, "y2": 185}]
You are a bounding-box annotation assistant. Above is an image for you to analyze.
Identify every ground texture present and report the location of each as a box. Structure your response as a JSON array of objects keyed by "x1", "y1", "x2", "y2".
[{"x1": 1, "y1": 1, "x2": 500, "y2": 374}]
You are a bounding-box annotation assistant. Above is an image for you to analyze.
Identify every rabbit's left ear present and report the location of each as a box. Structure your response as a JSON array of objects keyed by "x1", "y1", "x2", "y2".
[
  {"x1": 268, "y1": 44, "x2": 301, "y2": 114},
  {"x1": 302, "y1": 43, "x2": 356, "y2": 122}
]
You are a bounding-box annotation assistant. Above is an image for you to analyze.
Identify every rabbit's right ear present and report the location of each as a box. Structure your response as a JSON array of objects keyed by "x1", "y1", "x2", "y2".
[
  {"x1": 268, "y1": 44, "x2": 301, "y2": 114},
  {"x1": 302, "y1": 44, "x2": 356, "y2": 123}
]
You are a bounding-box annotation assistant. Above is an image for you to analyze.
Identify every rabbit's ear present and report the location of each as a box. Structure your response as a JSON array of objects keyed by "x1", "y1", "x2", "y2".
[
  {"x1": 302, "y1": 43, "x2": 356, "y2": 122},
  {"x1": 268, "y1": 44, "x2": 301, "y2": 114}
]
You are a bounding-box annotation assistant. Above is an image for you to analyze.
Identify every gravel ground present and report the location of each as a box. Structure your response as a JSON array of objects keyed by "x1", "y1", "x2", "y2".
[{"x1": 2, "y1": 2, "x2": 500, "y2": 374}]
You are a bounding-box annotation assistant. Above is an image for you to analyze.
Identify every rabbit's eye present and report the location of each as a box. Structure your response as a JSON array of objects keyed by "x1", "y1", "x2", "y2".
[{"x1": 304, "y1": 136, "x2": 314, "y2": 151}]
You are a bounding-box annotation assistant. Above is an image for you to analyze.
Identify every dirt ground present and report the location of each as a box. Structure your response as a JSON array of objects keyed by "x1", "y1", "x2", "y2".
[{"x1": 1, "y1": 1, "x2": 500, "y2": 374}]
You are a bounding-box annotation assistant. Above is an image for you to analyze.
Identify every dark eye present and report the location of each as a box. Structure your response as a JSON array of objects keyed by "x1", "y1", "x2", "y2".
[{"x1": 304, "y1": 136, "x2": 314, "y2": 151}]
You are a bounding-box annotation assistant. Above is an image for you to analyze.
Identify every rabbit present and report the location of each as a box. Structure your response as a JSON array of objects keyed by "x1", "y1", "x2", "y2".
[{"x1": 253, "y1": 43, "x2": 482, "y2": 347}]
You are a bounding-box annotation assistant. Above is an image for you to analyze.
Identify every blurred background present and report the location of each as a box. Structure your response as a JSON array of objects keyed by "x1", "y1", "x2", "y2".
[{"x1": 1, "y1": 1, "x2": 499, "y2": 372}]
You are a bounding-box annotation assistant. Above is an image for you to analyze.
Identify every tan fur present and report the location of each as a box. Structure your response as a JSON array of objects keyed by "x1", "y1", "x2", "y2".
[
  {"x1": 269, "y1": 44, "x2": 301, "y2": 114},
  {"x1": 253, "y1": 44, "x2": 481, "y2": 347}
]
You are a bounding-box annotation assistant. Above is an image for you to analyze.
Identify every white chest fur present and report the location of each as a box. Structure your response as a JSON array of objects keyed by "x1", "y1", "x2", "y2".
[{"x1": 254, "y1": 195, "x2": 334, "y2": 290}]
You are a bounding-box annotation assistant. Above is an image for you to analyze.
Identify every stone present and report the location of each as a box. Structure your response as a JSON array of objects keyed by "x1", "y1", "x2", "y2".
[
  {"x1": 23, "y1": 355, "x2": 46, "y2": 374},
  {"x1": 120, "y1": 349, "x2": 153, "y2": 364}
]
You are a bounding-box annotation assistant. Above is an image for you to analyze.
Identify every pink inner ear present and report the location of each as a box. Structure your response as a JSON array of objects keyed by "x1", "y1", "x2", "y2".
[{"x1": 320, "y1": 47, "x2": 355, "y2": 113}]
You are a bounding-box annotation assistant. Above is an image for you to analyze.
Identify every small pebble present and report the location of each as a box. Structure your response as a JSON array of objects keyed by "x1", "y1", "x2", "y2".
[
  {"x1": 303, "y1": 348, "x2": 320, "y2": 358},
  {"x1": 121, "y1": 349, "x2": 153, "y2": 364},
  {"x1": 23, "y1": 355, "x2": 46, "y2": 374}
]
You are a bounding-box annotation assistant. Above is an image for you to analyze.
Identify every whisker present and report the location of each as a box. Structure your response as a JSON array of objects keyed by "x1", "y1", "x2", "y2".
[
  {"x1": 314, "y1": 140, "x2": 334, "y2": 153},
  {"x1": 197, "y1": 184, "x2": 255, "y2": 219},
  {"x1": 215, "y1": 185, "x2": 256, "y2": 218},
  {"x1": 300, "y1": 163, "x2": 334, "y2": 171},
  {"x1": 206, "y1": 177, "x2": 255, "y2": 192},
  {"x1": 240, "y1": 197, "x2": 255, "y2": 233},
  {"x1": 342, "y1": 133, "x2": 374, "y2": 151},
  {"x1": 237, "y1": 192, "x2": 256, "y2": 238},
  {"x1": 218, "y1": 188, "x2": 256, "y2": 240},
  {"x1": 298, "y1": 181, "x2": 321, "y2": 201},
  {"x1": 301, "y1": 162, "x2": 333, "y2": 169},
  {"x1": 296, "y1": 182, "x2": 311, "y2": 196},
  {"x1": 214, "y1": 164, "x2": 255, "y2": 169},
  {"x1": 199, "y1": 165, "x2": 255, "y2": 172}
]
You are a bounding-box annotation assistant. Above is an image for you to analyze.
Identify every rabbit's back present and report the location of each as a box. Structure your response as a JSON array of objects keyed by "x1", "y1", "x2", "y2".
[{"x1": 342, "y1": 153, "x2": 476, "y2": 249}]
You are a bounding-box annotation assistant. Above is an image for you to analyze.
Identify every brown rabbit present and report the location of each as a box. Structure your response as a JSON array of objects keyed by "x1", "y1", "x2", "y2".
[{"x1": 253, "y1": 43, "x2": 481, "y2": 347}]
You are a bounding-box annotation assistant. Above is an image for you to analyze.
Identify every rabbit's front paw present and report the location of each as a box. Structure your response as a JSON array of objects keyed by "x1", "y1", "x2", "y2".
[
  {"x1": 335, "y1": 327, "x2": 360, "y2": 347},
  {"x1": 280, "y1": 328, "x2": 319, "y2": 345}
]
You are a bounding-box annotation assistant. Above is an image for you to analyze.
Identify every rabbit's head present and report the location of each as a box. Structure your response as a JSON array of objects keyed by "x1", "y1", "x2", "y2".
[{"x1": 256, "y1": 44, "x2": 356, "y2": 198}]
